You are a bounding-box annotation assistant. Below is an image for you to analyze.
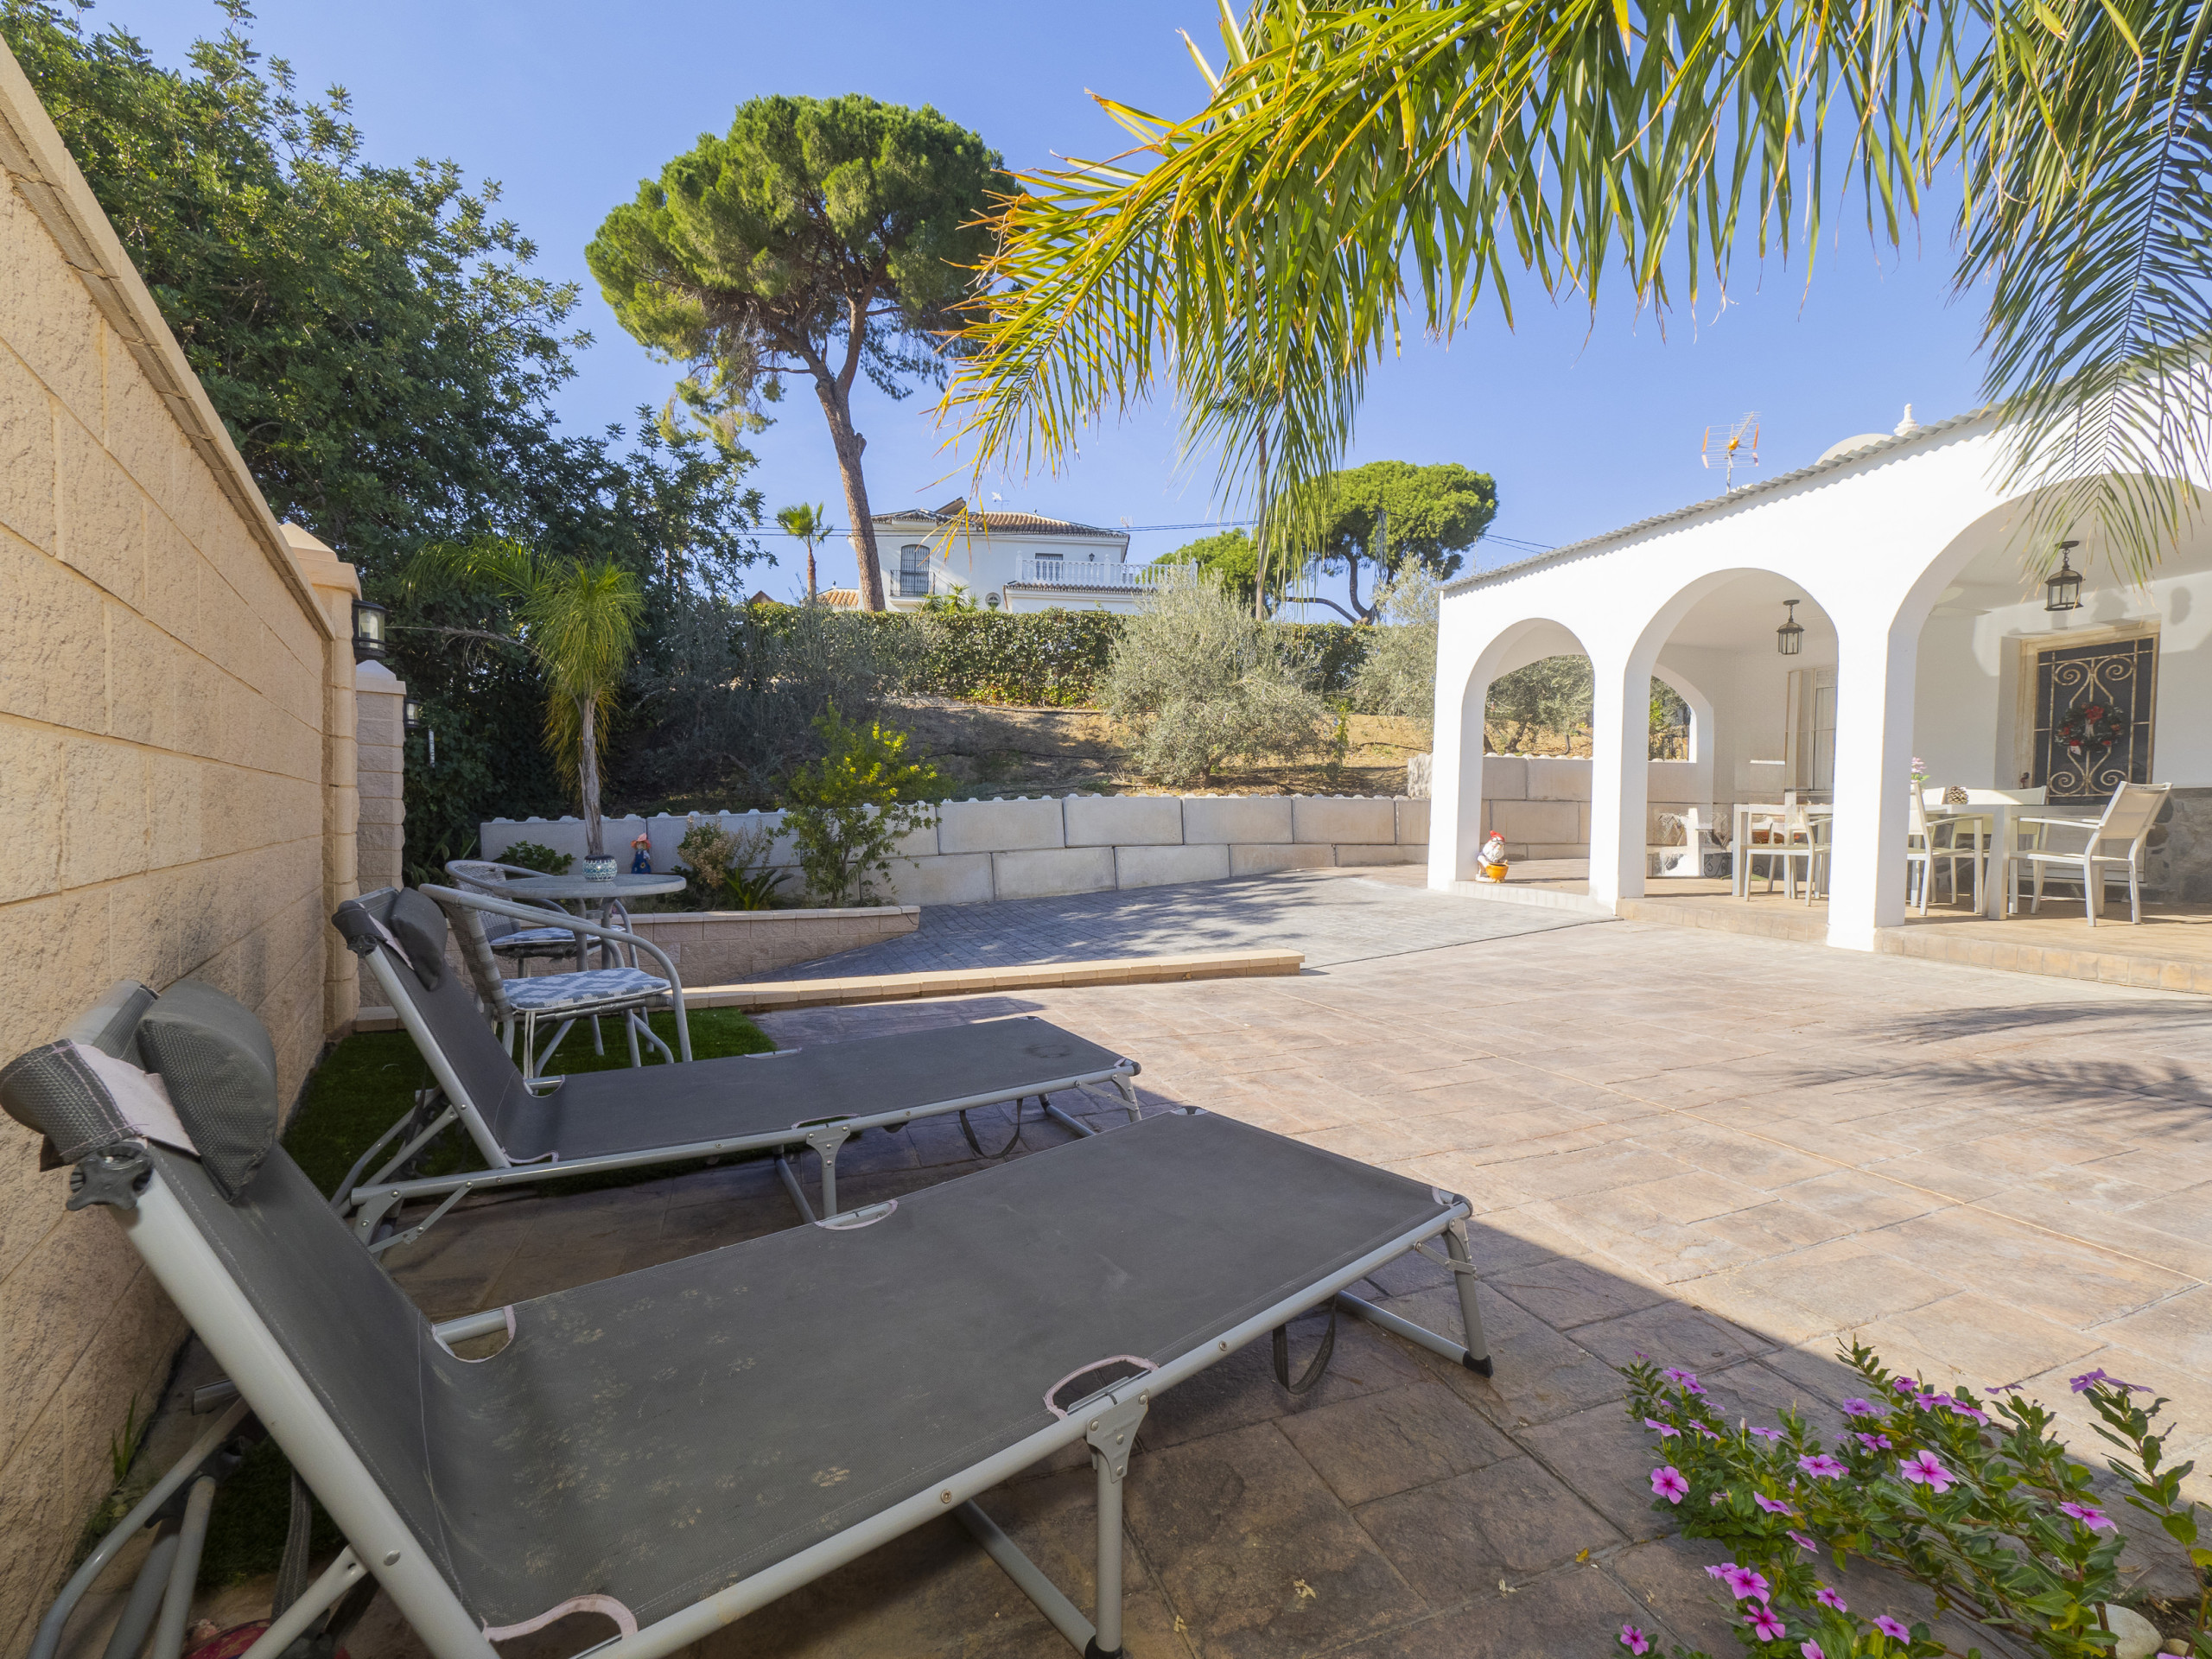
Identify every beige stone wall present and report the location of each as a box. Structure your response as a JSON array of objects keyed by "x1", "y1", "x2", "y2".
[
  {"x1": 0, "y1": 43, "x2": 361, "y2": 1651},
  {"x1": 355, "y1": 660, "x2": 407, "y2": 894}
]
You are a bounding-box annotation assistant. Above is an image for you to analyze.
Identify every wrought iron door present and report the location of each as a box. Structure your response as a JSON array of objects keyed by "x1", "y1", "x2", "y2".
[{"x1": 2031, "y1": 635, "x2": 2156, "y2": 805}]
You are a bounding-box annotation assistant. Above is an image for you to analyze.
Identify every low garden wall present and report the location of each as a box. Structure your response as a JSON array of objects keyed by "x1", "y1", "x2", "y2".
[
  {"x1": 1476, "y1": 756, "x2": 1707, "y2": 859},
  {"x1": 623, "y1": 906, "x2": 918, "y2": 984},
  {"x1": 481, "y1": 792, "x2": 1431, "y2": 907}
]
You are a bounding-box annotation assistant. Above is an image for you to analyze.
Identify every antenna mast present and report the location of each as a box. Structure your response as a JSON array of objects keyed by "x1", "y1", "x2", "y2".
[{"x1": 1700, "y1": 413, "x2": 1761, "y2": 492}]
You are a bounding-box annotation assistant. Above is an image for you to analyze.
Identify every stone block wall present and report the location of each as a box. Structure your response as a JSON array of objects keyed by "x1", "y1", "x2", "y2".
[
  {"x1": 1472, "y1": 756, "x2": 1707, "y2": 860},
  {"x1": 482, "y1": 791, "x2": 1433, "y2": 908},
  {"x1": 0, "y1": 47, "x2": 363, "y2": 1649},
  {"x1": 354, "y1": 660, "x2": 406, "y2": 894}
]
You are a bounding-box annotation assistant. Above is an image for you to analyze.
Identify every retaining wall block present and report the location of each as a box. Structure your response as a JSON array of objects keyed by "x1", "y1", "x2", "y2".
[
  {"x1": 1291, "y1": 795, "x2": 1395, "y2": 845},
  {"x1": 1478, "y1": 754, "x2": 1529, "y2": 799},
  {"x1": 1182, "y1": 795, "x2": 1293, "y2": 844},
  {"x1": 992, "y1": 845, "x2": 1116, "y2": 899},
  {"x1": 1395, "y1": 797, "x2": 1431, "y2": 844},
  {"x1": 1115, "y1": 842, "x2": 1230, "y2": 890},
  {"x1": 937, "y1": 796, "x2": 1065, "y2": 855},
  {"x1": 1230, "y1": 843, "x2": 1332, "y2": 876},
  {"x1": 883, "y1": 853, "x2": 995, "y2": 906},
  {"x1": 1490, "y1": 799, "x2": 1580, "y2": 844},
  {"x1": 1526, "y1": 757, "x2": 1594, "y2": 801},
  {"x1": 1333, "y1": 843, "x2": 1424, "y2": 866},
  {"x1": 1065, "y1": 793, "x2": 1184, "y2": 848}
]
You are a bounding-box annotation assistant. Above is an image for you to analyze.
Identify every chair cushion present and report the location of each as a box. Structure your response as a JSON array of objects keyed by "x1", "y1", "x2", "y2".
[
  {"x1": 135, "y1": 982, "x2": 280, "y2": 1201},
  {"x1": 492, "y1": 927, "x2": 579, "y2": 951},
  {"x1": 387, "y1": 888, "x2": 449, "y2": 991},
  {"x1": 500, "y1": 968, "x2": 666, "y2": 1012}
]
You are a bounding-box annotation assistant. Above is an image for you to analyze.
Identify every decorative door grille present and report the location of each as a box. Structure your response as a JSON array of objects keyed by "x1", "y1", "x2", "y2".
[{"x1": 2031, "y1": 635, "x2": 2156, "y2": 804}]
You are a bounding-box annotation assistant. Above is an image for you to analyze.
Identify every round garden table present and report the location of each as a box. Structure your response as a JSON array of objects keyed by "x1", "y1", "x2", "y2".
[{"x1": 498, "y1": 871, "x2": 686, "y2": 935}]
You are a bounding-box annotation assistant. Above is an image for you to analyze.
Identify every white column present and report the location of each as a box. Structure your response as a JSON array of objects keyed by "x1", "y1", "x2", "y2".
[
  {"x1": 1427, "y1": 664, "x2": 1489, "y2": 887},
  {"x1": 1586, "y1": 650, "x2": 1648, "y2": 908},
  {"x1": 1824, "y1": 621, "x2": 1915, "y2": 948},
  {"x1": 355, "y1": 660, "x2": 407, "y2": 894}
]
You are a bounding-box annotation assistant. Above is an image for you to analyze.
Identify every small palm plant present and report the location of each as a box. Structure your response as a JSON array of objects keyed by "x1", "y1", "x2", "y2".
[
  {"x1": 776, "y1": 502, "x2": 830, "y2": 605},
  {"x1": 403, "y1": 539, "x2": 644, "y2": 860}
]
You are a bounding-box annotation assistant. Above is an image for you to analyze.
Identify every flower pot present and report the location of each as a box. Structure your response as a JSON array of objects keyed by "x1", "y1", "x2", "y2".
[
  {"x1": 581, "y1": 855, "x2": 617, "y2": 881},
  {"x1": 1483, "y1": 862, "x2": 1509, "y2": 882}
]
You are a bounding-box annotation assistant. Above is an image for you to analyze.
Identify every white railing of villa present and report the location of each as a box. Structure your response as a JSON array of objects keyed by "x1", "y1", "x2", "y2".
[{"x1": 1011, "y1": 556, "x2": 1195, "y2": 588}]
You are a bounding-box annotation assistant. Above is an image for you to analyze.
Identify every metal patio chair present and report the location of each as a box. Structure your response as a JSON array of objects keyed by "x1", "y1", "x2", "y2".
[
  {"x1": 2011, "y1": 780, "x2": 2171, "y2": 925},
  {"x1": 442, "y1": 860, "x2": 588, "y2": 969}
]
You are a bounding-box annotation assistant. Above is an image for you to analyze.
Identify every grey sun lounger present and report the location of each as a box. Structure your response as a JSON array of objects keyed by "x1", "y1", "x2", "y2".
[
  {"x1": 7, "y1": 979, "x2": 1491, "y2": 1659},
  {"x1": 331, "y1": 887, "x2": 1142, "y2": 1249}
]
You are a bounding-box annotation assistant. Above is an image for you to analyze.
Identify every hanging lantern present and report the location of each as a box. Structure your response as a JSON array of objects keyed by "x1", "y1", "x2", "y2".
[
  {"x1": 2045, "y1": 542, "x2": 2083, "y2": 612},
  {"x1": 1776, "y1": 599, "x2": 1804, "y2": 657},
  {"x1": 351, "y1": 599, "x2": 390, "y2": 663}
]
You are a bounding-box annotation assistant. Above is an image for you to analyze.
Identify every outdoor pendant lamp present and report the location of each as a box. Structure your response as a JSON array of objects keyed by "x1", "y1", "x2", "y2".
[
  {"x1": 351, "y1": 598, "x2": 390, "y2": 663},
  {"x1": 2045, "y1": 543, "x2": 2083, "y2": 612},
  {"x1": 403, "y1": 696, "x2": 423, "y2": 734},
  {"x1": 1777, "y1": 599, "x2": 1805, "y2": 656}
]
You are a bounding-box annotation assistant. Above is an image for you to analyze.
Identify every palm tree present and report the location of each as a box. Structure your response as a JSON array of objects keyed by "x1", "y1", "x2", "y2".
[
  {"x1": 777, "y1": 502, "x2": 830, "y2": 604},
  {"x1": 947, "y1": 0, "x2": 2212, "y2": 581},
  {"x1": 404, "y1": 540, "x2": 645, "y2": 858}
]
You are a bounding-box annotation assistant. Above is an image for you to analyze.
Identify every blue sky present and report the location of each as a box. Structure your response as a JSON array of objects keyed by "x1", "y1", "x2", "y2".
[{"x1": 96, "y1": 0, "x2": 1991, "y2": 607}]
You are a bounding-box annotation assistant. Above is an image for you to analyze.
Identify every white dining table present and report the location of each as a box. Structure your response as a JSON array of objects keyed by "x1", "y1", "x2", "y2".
[{"x1": 1923, "y1": 802, "x2": 2020, "y2": 919}]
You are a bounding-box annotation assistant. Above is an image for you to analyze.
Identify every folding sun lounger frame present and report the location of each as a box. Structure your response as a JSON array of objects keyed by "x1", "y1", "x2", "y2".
[
  {"x1": 12, "y1": 978, "x2": 1493, "y2": 1659},
  {"x1": 334, "y1": 888, "x2": 1143, "y2": 1250}
]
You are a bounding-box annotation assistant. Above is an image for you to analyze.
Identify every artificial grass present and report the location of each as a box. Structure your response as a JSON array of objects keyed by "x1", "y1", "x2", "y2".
[{"x1": 193, "y1": 1005, "x2": 776, "y2": 1589}]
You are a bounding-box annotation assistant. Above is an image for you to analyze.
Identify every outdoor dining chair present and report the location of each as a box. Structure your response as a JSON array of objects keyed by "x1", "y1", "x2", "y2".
[
  {"x1": 9, "y1": 978, "x2": 1493, "y2": 1659},
  {"x1": 1745, "y1": 795, "x2": 1828, "y2": 902},
  {"x1": 1906, "y1": 791, "x2": 1980, "y2": 913},
  {"x1": 428, "y1": 884, "x2": 684, "y2": 1077},
  {"x1": 442, "y1": 860, "x2": 589, "y2": 970},
  {"x1": 2009, "y1": 780, "x2": 2171, "y2": 926}
]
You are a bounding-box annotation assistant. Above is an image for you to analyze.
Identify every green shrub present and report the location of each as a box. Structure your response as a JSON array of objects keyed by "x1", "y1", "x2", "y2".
[
  {"x1": 498, "y1": 838, "x2": 574, "y2": 874},
  {"x1": 674, "y1": 817, "x2": 785, "y2": 910},
  {"x1": 1351, "y1": 570, "x2": 1438, "y2": 728},
  {"x1": 901, "y1": 608, "x2": 1124, "y2": 704},
  {"x1": 781, "y1": 709, "x2": 946, "y2": 906}
]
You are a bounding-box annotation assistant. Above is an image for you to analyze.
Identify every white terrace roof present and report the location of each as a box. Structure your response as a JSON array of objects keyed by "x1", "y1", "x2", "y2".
[{"x1": 1445, "y1": 403, "x2": 1995, "y2": 594}]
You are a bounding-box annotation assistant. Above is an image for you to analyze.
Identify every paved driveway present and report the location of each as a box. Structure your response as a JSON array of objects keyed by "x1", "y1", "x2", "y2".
[{"x1": 379, "y1": 912, "x2": 2212, "y2": 1659}]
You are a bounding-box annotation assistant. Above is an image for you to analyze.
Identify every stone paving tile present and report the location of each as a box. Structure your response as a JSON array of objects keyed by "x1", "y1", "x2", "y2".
[{"x1": 1328, "y1": 1561, "x2": 1660, "y2": 1658}]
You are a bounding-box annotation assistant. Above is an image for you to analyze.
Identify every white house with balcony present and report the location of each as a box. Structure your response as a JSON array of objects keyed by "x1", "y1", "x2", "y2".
[
  {"x1": 1429, "y1": 403, "x2": 2212, "y2": 953},
  {"x1": 863, "y1": 499, "x2": 1174, "y2": 613}
]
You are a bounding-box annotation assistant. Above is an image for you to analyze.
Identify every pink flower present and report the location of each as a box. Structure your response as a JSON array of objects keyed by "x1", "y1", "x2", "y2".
[
  {"x1": 1747, "y1": 1424, "x2": 1785, "y2": 1440},
  {"x1": 1874, "y1": 1614, "x2": 1911, "y2": 1641},
  {"x1": 1797, "y1": 1453, "x2": 1847, "y2": 1479},
  {"x1": 1787, "y1": 1529, "x2": 1819, "y2": 1553},
  {"x1": 1643, "y1": 1416, "x2": 1680, "y2": 1438},
  {"x1": 1892, "y1": 1377, "x2": 1918, "y2": 1395},
  {"x1": 1802, "y1": 1643, "x2": 1826, "y2": 1659},
  {"x1": 1754, "y1": 1493, "x2": 1794, "y2": 1515},
  {"x1": 2059, "y1": 1500, "x2": 2116, "y2": 1532},
  {"x1": 1663, "y1": 1367, "x2": 1699, "y2": 1387},
  {"x1": 1691, "y1": 1421, "x2": 1722, "y2": 1440},
  {"x1": 1814, "y1": 1585, "x2": 1847, "y2": 1611},
  {"x1": 1948, "y1": 1401, "x2": 1990, "y2": 1425},
  {"x1": 1855, "y1": 1432, "x2": 1893, "y2": 1452},
  {"x1": 2070, "y1": 1368, "x2": 2148, "y2": 1394},
  {"x1": 1911, "y1": 1390, "x2": 1955, "y2": 1412},
  {"x1": 1618, "y1": 1624, "x2": 1651, "y2": 1655},
  {"x1": 1651, "y1": 1465, "x2": 1688, "y2": 1503},
  {"x1": 1721, "y1": 1565, "x2": 1772, "y2": 1603},
  {"x1": 1841, "y1": 1397, "x2": 1880, "y2": 1417},
  {"x1": 1706, "y1": 1562, "x2": 1734, "y2": 1580},
  {"x1": 1747, "y1": 1606, "x2": 1788, "y2": 1642},
  {"x1": 1899, "y1": 1449, "x2": 1954, "y2": 1491}
]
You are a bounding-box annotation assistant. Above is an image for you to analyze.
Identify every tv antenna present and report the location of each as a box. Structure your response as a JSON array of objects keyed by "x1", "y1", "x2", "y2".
[{"x1": 1701, "y1": 413, "x2": 1761, "y2": 491}]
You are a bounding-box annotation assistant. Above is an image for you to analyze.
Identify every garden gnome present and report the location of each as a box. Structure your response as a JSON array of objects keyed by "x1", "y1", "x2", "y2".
[
  {"x1": 1480, "y1": 831, "x2": 1509, "y2": 878},
  {"x1": 630, "y1": 830, "x2": 653, "y2": 874}
]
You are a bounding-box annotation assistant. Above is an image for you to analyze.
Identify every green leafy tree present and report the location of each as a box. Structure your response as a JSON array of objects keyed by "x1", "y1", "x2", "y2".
[
  {"x1": 776, "y1": 501, "x2": 830, "y2": 603},
  {"x1": 1154, "y1": 527, "x2": 1300, "y2": 615},
  {"x1": 404, "y1": 541, "x2": 645, "y2": 858},
  {"x1": 1281, "y1": 461, "x2": 1496, "y2": 622},
  {"x1": 1351, "y1": 569, "x2": 1440, "y2": 728},
  {"x1": 589, "y1": 95, "x2": 1004, "y2": 613},
  {"x1": 1100, "y1": 569, "x2": 1328, "y2": 785},
  {"x1": 948, "y1": 0, "x2": 2212, "y2": 585},
  {"x1": 781, "y1": 709, "x2": 945, "y2": 906}
]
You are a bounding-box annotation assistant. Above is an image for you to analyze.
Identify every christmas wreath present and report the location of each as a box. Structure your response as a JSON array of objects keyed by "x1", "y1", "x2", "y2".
[{"x1": 2054, "y1": 701, "x2": 2126, "y2": 758}]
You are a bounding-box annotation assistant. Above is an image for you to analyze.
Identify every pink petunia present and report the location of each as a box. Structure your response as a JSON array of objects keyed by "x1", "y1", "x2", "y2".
[
  {"x1": 1721, "y1": 1565, "x2": 1771, "y2": 1604},
  {"x1": 1748, "y1": 1425, "x2": 1786, "y2": 1440},
  {"x1": 1911, "y1": 1390, "x2": 1952, "y2": 1410},
  {"x1": 2070, "y1": 1368, "x2": 2149, "y2": 1395},
  {"x1": 1706, "y1": 1562, "x2": 1735, "y2": 1580},
  {"x1": 1948, "y1": 1401, "x2": 1991, "y2": 1425},
  {"x1": 1874, "y1": 1615, "x2": 1911, "y2": 1641},
  {"x1": 1787, "y1": 1529, "x2": 1819, "y2": 1553},
  {"x1": 1802, "y1": 1643, "x2": 1826, "y2": 1659},
  {"x1": 1841, "y1": 1396, "x2": 1880, "y2": 1417},
  {"x1": 1663, "y1": 1367, "x2": 1700, "y2": 1387},
  {"x1": 1899, "y1": 1450, "x2": 1954, "y2": 1491},
  {"x1": 1797, "y1": 1453, "x2": 1847, "y2": 1479},
  {"x1": 1651, "y1": 1465, "x2": 1688, "y2": 1503},
  {"x1": 1747, "y1": 1607, "x2": 1788, "y2": 1642},
  {"x1": 1814, "y1": 1586, "x2": 1847, "y2": 1611},
  {"x1": 1618, "y1": 1623, "x2": 1651, "y2": 1656},
  {"x1": 1892, "y1": 1377, "x2": 1918, "y2": 1395},
  {"x1": 1643, "y1": 1416, "x2": 1681, "y2": 1438},
  {"x1": 1754, "y1": 1493, "x2": 1794, "y2": 1515},
  {"x1": 2059, "y1": 1500, "x2": 2117, "y2": 1532},
  {"x1": 1855, "y1": 1432, "x2": 1893, "y2": 1452}
]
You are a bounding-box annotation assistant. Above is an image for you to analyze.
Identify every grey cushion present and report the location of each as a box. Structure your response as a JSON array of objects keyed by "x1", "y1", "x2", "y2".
[
  {"x1": 0, "y1": 1041, "x2": 140, "y2": 1162},
  {"x1": 387, "y1": 888, "x2": 449, "y2": 991},
  {"x1": 136, "y1": 982, "x2": 279, "y2": 1202}
]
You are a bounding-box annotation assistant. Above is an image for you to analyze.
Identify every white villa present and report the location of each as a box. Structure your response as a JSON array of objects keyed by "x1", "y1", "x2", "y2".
[
  {"x1": 855, "y1": 498, "x2": 1166, "y2": 613},
  {"x1": 1428, "y1": 404, "x2": 2212, "y2": 950}
]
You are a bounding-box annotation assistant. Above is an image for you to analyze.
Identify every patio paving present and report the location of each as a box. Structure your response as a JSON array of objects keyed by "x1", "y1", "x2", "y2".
[{"x1": 355, "y1": 904, "x2": 2212, "y2": 1659}]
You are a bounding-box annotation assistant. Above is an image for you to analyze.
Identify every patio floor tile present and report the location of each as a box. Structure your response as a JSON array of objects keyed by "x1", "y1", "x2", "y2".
[
  {"x1": 1327, "y1": 1560, "x2": 1662, "y2": 1657},
  {"x1": 1275, "y1": 1379, "x2": 1516, "y2": 1507},
  {"x1": 1352, "y1": 1454, "x2": 1623, "y2": 1603}
]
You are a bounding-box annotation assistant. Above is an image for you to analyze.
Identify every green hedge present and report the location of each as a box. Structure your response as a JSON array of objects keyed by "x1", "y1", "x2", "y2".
[{"x1": 861, "y1": 609, "x2": 1370, "y2": 706}]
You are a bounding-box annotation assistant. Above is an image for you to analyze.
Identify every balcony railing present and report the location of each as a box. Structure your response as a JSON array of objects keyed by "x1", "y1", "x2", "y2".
[{"x1": 1011, "y1": 557, "x2": 1192, "y2": 588}]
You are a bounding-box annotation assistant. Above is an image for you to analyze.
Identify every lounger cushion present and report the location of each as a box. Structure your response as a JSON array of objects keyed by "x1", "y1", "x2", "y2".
[
  {"x1": 386, "y1": 888, "x2": 450, "y2": 991},
  {"x1": 136, "y1": 982, "x2": 279, "y2": 1201},
  {"x1": 498, "y1": 967, "x2": 666, "y2": 1012}
]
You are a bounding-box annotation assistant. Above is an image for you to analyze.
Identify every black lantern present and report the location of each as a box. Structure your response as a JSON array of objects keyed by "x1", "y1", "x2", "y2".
[
  {"x1": 2045, "y1": 542, "x2": 2083, "y2": 612},
  {"x1": 351, "y1": 598, "x2": 390, "y2": 663},
  {"x1": 1777, "y1": 599, "x2": 1805, "y2": 657},
  {"x1": 403, "y1": 696, "x2": 423, "y2": 734}
]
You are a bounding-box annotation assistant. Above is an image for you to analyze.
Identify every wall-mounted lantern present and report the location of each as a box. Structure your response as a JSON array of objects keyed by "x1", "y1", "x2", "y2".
[
  {"x1": 2045, "y1": 542, "x2": 2083, "y2": 613},
  {"x1": 1776, "y1": 599, "x2": 1804, "y2": 657},
  {"x1": 403, "y1": 696, "x2": 423, "y2": 734},
  {"x1": 351, "y1": 599, "x2": 390, "y2": 663}
]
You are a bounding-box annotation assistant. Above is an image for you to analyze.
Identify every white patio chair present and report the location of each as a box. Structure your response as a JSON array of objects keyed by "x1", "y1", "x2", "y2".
[
  {"x1": 1906, "y1": 791, "x2": 1977, "y2": 913},
  {"x1": 2010, "y1": 781, "x2": 2170, "y2": 926},
  {"x1": 444, "y1": 859, "x2": 588, "y2": 969},
  {"x1": 1745, "y1": 795, "x2": 1827, "y2": 901}
]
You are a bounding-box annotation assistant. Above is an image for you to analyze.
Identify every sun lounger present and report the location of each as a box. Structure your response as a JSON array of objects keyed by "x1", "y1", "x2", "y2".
[
  {"x1": 331, "y1": 887, "x2": 1142, "y2": 1249},
  {"x1": 6, "y1": 979, "x2": 1492, "y2": 1659}
]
